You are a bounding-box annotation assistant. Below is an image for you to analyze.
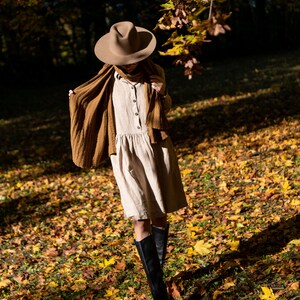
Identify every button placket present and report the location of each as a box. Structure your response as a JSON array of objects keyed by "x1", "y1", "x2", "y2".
[{"x1": 130, "y1": 84, "x2": 141, "y2": 130}]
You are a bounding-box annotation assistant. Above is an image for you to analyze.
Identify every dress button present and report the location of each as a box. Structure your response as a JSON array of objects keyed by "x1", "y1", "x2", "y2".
[
  {"x1": 135, "y1": 113, "x2": 138, "y2": 116},
  {"x1": 137, "y1": 126, "x2": 141, "y2": 129},
  {"x1": 133, "y1": 99, "x2": 137, "y2": 103}
]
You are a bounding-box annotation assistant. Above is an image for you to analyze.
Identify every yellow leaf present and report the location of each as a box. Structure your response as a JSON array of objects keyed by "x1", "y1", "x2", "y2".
[
  {"x1": 74, "y1": 278, "x2": 86, "y2": 285},
  {"x1": 213, "y1": 290, "x2": 223, "y2": 299},
  {"x1": 32, "y1": 243, "x2": 41, "y2": 253},
  {"x1": 219, "y1": 181, "x2": 228, "y2": 192},
  {"x1": 289, "y1": 239, "x2": 300, "y2": 246},
  {"x1": 45, "y1": 266, "x2": 55, "y2": 274},
  {"x1": 0, "y1": 279, "x2": 12, "y2": 288},
  {"x1": 187, "y1": 247, "x2": 195, "y2": 256},
  {"x1": 105, "y1": 227, "x2": 113, "y2": 234},
  {"x1": 71, "y1": 279, "x2": 87, "y2": 291},
  {"x1": 223, "y1": 281, "x2": 236, "y2": 289},
  {"x1": 182, "y1": 168, "x2": 193, "y2": 176},
  {"x1": 21, "y1": 279, "x2": 29, "y2": 285},
  {"x1": 229, "y1": 186, "x2": 239, "y2": 195},
  {"x1": 48, "y1": 281, "x2": 59, "y2": 288},
  {"x1": 99, "y1": 257, "x2": 115, "y2": 268},
  {"x1": 188, "y1": 231, "x2": 197, "y2": 239},
  {"x1": 259, "y1": 286, "x2": 277, "y2": 300},
  {"x1": 290, "y1": 199, "x2": 300, "y2": 208},
  {"x1": 58, "y1": 266, "x2": 71, "y2": 274},
  {"x1": 230, "y1": 240, "x2": 240, "y2": 251},
  {"x1": 227, "y1": 215, "x2": 241, "y2": 221},
  {"x1": 104, "y1": 287, "x2": 120, "y2": 298},
  {"x1": 284, "y1": 159, "x2": 293, "y2": 167},
  {"x1": 289, "y1": 281, "x2": 299, "y2": 290},
  {"x1": 212, "y1": 225, "x2": 225, "y2": 233},
  {"x1": 194, "y1": 240, "x2": 212, "y2": 256},
  {"x1": 282, "y1": 180, "x2": 290, "y2": 192}
]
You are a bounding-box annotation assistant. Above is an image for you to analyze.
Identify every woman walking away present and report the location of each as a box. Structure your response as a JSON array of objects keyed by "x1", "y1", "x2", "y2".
[{"x1": 69, "y1": 21, "x2": 187, "y2": 300}]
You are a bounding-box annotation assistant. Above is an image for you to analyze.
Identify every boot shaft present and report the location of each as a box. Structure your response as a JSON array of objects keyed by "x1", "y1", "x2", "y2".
[
  {"x1": 135, "y1": 235, "x2": 169, "y2": 300},
  {"x1": 152, "y1": 223, "x2": 169, "y2": 268}
]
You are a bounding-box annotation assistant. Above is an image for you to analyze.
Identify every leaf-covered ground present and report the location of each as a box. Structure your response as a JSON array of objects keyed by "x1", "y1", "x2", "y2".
[{"x1": 0, "y1": 50, "x2": 300, "y2": 300}]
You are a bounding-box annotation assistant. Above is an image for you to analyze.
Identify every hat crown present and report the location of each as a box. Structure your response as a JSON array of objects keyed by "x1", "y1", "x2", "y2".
[
  {"x1": 94, "y1": 21, "x2": 156, "y2": 65},
  {"x1": 110, "y1": 22, "x2": 140, "y2": 56}
]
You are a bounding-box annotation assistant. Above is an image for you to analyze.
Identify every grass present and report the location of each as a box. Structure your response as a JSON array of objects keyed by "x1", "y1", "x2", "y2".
[{"x1": 0, "y1": 49, "x2": 300, "y2": 299}]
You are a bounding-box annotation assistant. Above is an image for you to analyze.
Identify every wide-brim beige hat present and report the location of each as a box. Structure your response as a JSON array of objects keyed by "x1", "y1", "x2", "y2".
[{"x1": 94, "y1": 21, "x2": 157, "y2": 65}]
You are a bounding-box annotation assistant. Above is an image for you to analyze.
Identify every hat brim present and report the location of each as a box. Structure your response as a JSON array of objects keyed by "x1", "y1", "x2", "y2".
[{"x1": 94, "y1": 26, "x2": 156, "y2": 65}]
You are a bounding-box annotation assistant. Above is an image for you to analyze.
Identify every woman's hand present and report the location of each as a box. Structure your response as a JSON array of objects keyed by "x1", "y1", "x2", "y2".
[{"x1": 149, "y1": 75, "x2": 166, "y2": 96}]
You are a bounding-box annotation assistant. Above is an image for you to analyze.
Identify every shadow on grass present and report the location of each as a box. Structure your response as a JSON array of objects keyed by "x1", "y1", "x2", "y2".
[
  {"x1": 0, "y1": 191, "x2": 75, "y2": 230},
  {"x1": 171, "y1": 214, "x2": 300, "y2": 299}
]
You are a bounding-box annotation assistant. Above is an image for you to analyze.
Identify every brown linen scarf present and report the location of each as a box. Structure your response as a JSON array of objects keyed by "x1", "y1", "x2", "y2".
[
  {"x1": 113, "y1": 65, "x2": 145, "y2": 83},
  {"x1": 69, "y1": 58, "x2": 169, "y2": 168}
]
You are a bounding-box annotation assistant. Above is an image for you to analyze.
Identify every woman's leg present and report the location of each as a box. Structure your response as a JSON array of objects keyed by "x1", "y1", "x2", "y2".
[{"x1": 133, "y1": 219, "x2": 151, "y2": 241}]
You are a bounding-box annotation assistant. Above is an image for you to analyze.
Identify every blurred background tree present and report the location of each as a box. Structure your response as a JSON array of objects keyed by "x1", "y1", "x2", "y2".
[{"x1": 0, "y1": 0, "x2": 299, "y2": 81}]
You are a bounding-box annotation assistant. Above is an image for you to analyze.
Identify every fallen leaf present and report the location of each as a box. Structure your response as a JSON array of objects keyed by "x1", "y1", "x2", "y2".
[
  {"x1": 182, "y1": 168, "x2": 193, "y2": 176},
  {"x1": 259, "y1": 286, "x2": 277, "y2": 300},
  {"x1": 289, "y1": 281, "x2": 299, "y2": 290},
  {"x1": 230, "y1": 240, "x2": 240, "y2": 251},
  {"x1": 223, "y1": 280, "x2": 236, "y2": 290},
  {"x1": 0, "y1": 279, "x2": 12, "y2": 289},
  {"x1": 289, "y1": 239, "x2": 300, "y2": 246},
  {"x1": 194, "y1": 240, "x2": 212, "y2": 256},
  {"x1": 99, "y1": 257, "x2": 115, "y2": 268},
  {"x1": 169, "y1": 281, "x2": 181, "y2": 298},
  {"x1": 48, "y1": 281, "x2": 59, "y2": 288},
  {"x1": 32, "y1": 243, "x2": 41, "y2": 253}
]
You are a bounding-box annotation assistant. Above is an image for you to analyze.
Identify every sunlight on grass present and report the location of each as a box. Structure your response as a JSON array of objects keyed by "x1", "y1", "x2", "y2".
[{"x1": 168, "y1": 87, "x2": 277, "y2": 121}]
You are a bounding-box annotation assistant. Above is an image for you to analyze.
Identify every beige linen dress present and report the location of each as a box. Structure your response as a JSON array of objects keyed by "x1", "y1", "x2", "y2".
[{"x1": 110, "y1": 72, "x2": 187, "y2": 220}]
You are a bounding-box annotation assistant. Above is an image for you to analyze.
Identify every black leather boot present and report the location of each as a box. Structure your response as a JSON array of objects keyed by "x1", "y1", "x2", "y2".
[
  {"x1": 152, "y1": 223, "x2": 169, "y2": 268},
  {"x1": 135, "y1": 235, "x2": 169, "y2": 300}
]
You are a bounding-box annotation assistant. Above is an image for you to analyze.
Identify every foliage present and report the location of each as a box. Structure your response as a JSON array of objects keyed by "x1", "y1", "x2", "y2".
[
  {"x1": 156, "y1": 0, "x2": 300, "y2": 78},
  {"x1": 0, "y1": 50, "x2": 300, "y2": 299},
  {"x1": 1, "y1": 0, "x2": 300, "y2": 80},
  {"x1": 0, "y1": 0, "x2": 161, "y2": 77},
  {"x1": 156, "y1": 0, "x2": 231, "y2": 79}
]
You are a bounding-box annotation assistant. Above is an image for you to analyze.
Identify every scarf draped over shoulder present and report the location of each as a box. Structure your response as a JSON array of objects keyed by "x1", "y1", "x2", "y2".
[{"x1": 69, "y1": 58, "x2": 170, "y2": 168}]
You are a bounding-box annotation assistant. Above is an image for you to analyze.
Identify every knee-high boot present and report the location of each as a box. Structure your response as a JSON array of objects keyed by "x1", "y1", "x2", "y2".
[
  {"x1": 152, "y1": 223, "x2": 169, "y2": 268},
  {"x1": 135, "y1": 235, "x2": 169, "y2": 300}
]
